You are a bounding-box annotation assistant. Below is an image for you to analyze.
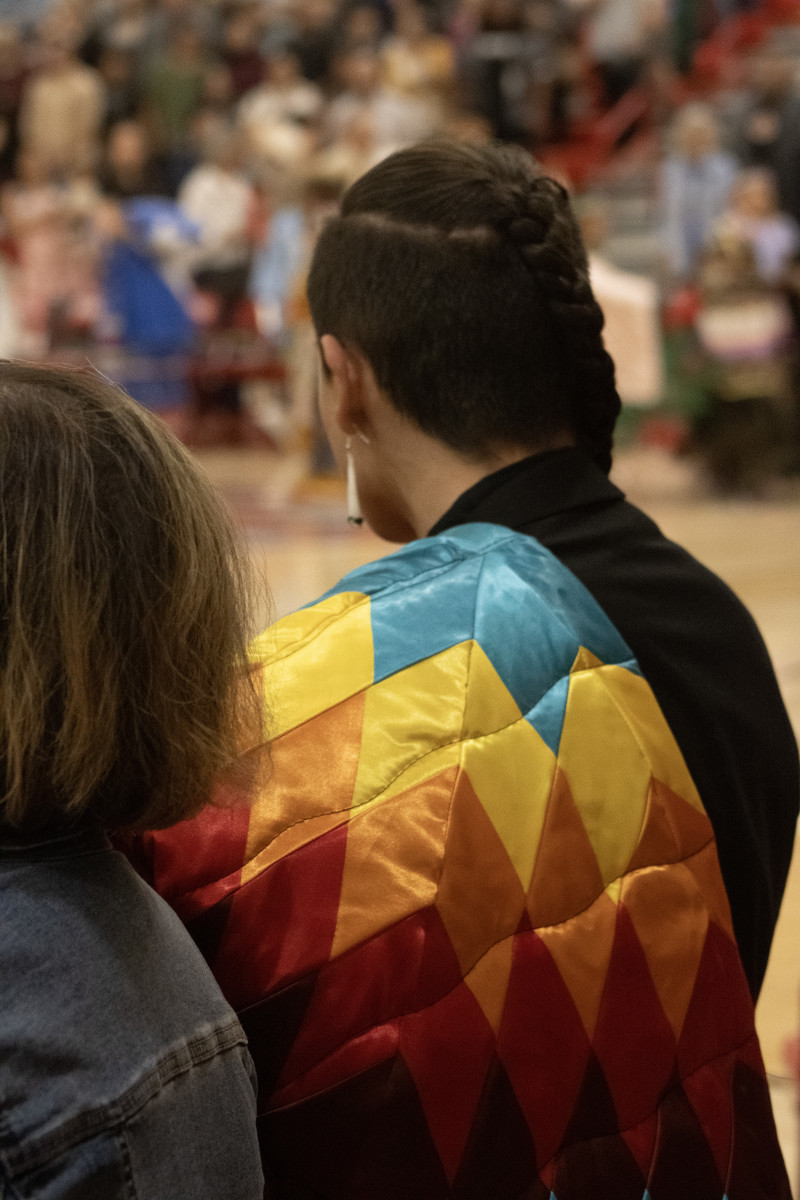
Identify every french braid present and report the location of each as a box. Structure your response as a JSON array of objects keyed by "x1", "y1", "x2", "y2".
[
  {"x1": 502, "y1": 178, "x2": 621, "y2": 474},
  {"x1": 310, "y1": 141, "x2": 623, "y2": 470}
]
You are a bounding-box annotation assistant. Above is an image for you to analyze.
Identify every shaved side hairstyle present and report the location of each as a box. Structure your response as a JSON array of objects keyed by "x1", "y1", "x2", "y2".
[{"x1": 308, "y1": 141, "x2": 621, "y2": 471}]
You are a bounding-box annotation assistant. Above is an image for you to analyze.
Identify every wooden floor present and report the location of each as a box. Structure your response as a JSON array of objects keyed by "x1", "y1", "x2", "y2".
[{"x1": 197, "y1": 442, "x2": 800, "y2": 1185}]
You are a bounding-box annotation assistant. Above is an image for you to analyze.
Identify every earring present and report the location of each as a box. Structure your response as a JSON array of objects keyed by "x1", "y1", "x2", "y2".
[{"x1": 345, "y1": 436, "x2": 363, "y2": 525}]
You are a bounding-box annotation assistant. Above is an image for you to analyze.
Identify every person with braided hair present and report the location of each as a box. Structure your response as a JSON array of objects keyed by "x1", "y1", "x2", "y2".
[{"x1": 135, "y1": 142, "x2": 796, "y2": 1198}]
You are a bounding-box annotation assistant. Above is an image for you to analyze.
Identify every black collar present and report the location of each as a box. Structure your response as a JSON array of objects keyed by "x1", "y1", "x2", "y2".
[{"x1": 429, "y1": 447, "x2": 625, "y2": 537}]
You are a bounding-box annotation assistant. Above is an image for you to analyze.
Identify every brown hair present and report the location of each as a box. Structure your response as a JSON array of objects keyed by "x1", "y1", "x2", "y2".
[
  {"x1": 308, "y1": 141, "x2": 621, "y2": 472},
  {"x1": 0, "y1": 362, "x2": 261, "y2": 834}
]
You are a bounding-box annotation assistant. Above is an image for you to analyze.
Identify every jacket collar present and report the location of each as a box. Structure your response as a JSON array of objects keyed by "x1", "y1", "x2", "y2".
[{"x1": 428, "y1": 447, "x2": 625, "y2": 536}]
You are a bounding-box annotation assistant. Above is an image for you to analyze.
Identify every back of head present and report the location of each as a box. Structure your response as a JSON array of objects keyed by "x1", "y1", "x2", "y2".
[
  {"x1": 307, "y1": 141, "x2": 620, "y2": 472},
  {"x1": 0, "y1": 364, "x2": 258, "y2": 835}
]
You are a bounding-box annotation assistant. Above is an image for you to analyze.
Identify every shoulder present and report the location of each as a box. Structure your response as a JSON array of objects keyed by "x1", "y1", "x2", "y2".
[
  {"x1": 0, "y1": 845, "x2": 261, "y2": 1198},
  {"x1": 288, "y1": 523, "x2": 596, "y2": 610},
  {"x1": 0, "y1": 1023, "x2": 261, "y2": 1200},
  {"x1": 252, "y1": 524, "x2": 636, "y2": 739},
  {"x1": 555, "y1": 492, "x2": 756, "y2": 629},
  {"x1": 542, "y1": 491, "x2": 794, "y2": 750},
  {"x1": 258, "y1": 523, "x2": 628, "y2": 648},
  {"x1": 0, "y1": 845, "x2": 241, "y2": 1095}
]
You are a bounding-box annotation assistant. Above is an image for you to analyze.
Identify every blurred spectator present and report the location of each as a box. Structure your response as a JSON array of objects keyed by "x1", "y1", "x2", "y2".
[
  {"x1": 312, "y1": 108, "x2": 383, "y2": 183},
  {"x1": 325, "y1": 47, "x2": 435, "y2": 157},
  {"x1": 0, "y1": 23, "x2": 28, "y2": 184},
  {"x1": 581, "y1": 202, "x2": 664, "y2": 407},
  {"x1": 175, "y1": 122, "x2": 261, "y2": 436},
  {"x1": 96, "y1": 196, "x2": 195, "y2": 358},
  {"x1": 638, "y1": 50, "x2": 684, "y2": 131},
  {"x1": 523, "y1": 0, "x2": 581, "y2": 146},
  {"x1": 293, "y1": 0, "x2": 338, "y2": 83},
  {"x1": 3, "y1": 0, "x2": 796, "y2": 486},
  {"x1": 461, "y1": 0, "x2": 530, "y2": 143},
  {"x1": 729, "y1": 49, "x2": 800, "y2": 227},
  {"x1": 146, "y1": 0, "x2": 217, "y2": 54},
  {"x1": 1, "y1": 150, "x2": 98, "y2": 350},
  {"x1": 142, "y1": 23, "x2": 209, "y2": 191},
  {"x1": 693, "y1": 232, "x2": 795, "y2": 490},
  {"x1": 661, "y1": 103, "x2": 737, "y2": 280},
  {"x1": 18, "y1": 32, "x2": 105, "y2": 175},
  {"x1": 250, "y1": 170, "x2": 344, "y2": 454},
  {"x1": 100, "y1": 118, "x2": 169, "y2": 199},
  {"x1": 178, "y1": 126, "x2": 255, "y2": 323},
  {"x1": 460, "y1": 0, "x2": 580, "y2": 146},
  {"x1": 79, "y1": 0, "x2": 155, "y2": 67},
  {"x1": 237, "y1": 46, "x2": 322, "y2": 173},
  {"x1": 250, "y1": 171, "x2": 339, "y2": 372},
  {"x1": 585, "y1": 0, "x2": 663, "y2": 107},
  {"x1": 97, "y1": 45, "x2": 139, "y2": 130},
  {"x1": 718, "y1": 168, "x2": 800, "y2": 283},
  {"x1": 221, "y1": 10, "x2": 265, "y2": 100},
  {"x1": 198, "y1": 59, "x2": 237, "y2": 126},
  {"x1": 337, "y1": 3, "x2": 386, "y2": 52},
  {"x1": 444, "y1": 109, "x2": 494, "y2": 144},
  {"x1": 250, "y1": 203, "x2": 306, "y2": 343},
  {"x1": 381, "y1": 3, "x2": 455, "y2": 110}
]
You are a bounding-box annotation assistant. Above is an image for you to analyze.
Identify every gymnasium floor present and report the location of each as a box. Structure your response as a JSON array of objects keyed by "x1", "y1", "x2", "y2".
[{"x1": 197, "y1": 442, "x2": 800, "y2": 1188}]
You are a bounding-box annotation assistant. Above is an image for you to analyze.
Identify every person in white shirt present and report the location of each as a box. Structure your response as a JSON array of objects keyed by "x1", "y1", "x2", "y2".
[
  {"x1": 237, "y1": 45, "x2": 322, "y2": 172},
  {"x1": 177, "y1": 125, "x2": 255, "y2": 319},
  {"x1": 324, "y1": 48, "x2": 437, "y2": 161}
]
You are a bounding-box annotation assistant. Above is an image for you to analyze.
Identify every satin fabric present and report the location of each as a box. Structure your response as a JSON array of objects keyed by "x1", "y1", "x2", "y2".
[{"x1": 137, "y1": 523, "x2": 789, "y2": 1199}]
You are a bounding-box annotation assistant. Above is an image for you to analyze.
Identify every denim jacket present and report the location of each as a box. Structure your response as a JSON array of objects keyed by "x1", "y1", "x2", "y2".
[{"x1": 0, "y1": 826, "x2": 264, "y2": 1200}]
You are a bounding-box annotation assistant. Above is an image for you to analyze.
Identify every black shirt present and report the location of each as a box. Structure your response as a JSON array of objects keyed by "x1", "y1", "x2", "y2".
[{"x1": 430, "y1": 447, "x2": 799, "y2": 998}]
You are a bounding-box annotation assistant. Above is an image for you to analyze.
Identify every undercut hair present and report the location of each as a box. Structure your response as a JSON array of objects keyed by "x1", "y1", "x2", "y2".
[
  {"x1": 0, "y1": 363, "x2": 262, "y2": 834},
  {"x1": 307, "y1": 141, "x2": 621, "y2": 472}
]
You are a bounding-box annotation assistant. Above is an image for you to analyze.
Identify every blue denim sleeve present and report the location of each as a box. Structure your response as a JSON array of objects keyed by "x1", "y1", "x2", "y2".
[
  {"x1": 1, "y1": 1131, "x2": 133, "y2": 1200},
  {"x1": 122, "y1": 1043, "x2": 264, "y2": 1199},
  {"x1": 1, "y1": 1042, "x2": 264, "y2": 1200}
]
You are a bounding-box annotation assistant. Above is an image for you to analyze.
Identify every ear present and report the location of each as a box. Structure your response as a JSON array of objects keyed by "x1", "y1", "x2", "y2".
[{"x1": 319, "y1": 334, "x2": 369, "y2": 436}]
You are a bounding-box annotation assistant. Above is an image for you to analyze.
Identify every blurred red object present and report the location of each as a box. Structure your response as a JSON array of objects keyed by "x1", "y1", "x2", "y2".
[
  {"x1": 693, "y1": 12, "x2": 772, "y2": 86},
  {"x1": 662, "y1": 287, "x2": 702, "y2": 330},
  {"x1": 784, "y1": 1034, "x2": 800, "y2": 1082},
  {"x1": 638, "y1": 414, "x2": 690, "y2": 453}
]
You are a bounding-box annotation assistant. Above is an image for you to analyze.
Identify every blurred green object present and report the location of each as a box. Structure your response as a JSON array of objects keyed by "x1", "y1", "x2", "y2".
[
  {"x1": 614, "y1": 326, "x2": 713, "y2": 451},
  {"x1": 661, "y1": 326, "x2": 716, "y2": 420}
]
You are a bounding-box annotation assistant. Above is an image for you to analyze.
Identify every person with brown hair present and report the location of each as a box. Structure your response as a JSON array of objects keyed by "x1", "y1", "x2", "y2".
[{"x1": 0, "y1": 363, "x2": 264, "y2": 1199}]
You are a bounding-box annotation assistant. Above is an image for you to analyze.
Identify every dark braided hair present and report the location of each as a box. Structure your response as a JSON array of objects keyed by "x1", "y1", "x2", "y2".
[{"x1": 308, "y1": 141, "x2": 621, "y2": 472}]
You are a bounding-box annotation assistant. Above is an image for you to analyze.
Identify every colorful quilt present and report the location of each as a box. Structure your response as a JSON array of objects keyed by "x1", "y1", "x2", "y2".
[{"x1": 139, "y1": 524, "x2": 789, "y2": 1199}]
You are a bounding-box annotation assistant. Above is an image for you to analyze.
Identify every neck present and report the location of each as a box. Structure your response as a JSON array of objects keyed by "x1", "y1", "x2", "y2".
[
  {"x1": 404, "y1": 450, "x2": 530, "y2": 538},
  {"x1": 372, "y1": 417, "x2": 572, "y2": 541},
  {"x1": 336, "y1": 358, "x2": 574, "y2": 543}
]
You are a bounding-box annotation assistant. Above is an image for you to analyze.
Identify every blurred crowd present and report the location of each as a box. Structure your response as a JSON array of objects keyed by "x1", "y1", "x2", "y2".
[
  {"x1": 0, "y1": 0, "x2": 797, "y2": 482},
  {"x1": 655, "y1": 45, "x2": 800, "y2": 489}
]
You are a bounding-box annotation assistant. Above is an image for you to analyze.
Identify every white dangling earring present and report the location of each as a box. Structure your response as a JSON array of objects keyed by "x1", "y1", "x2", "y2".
[{"x1": 345, "y1": 436, "x2": 363, "y2": 525}]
